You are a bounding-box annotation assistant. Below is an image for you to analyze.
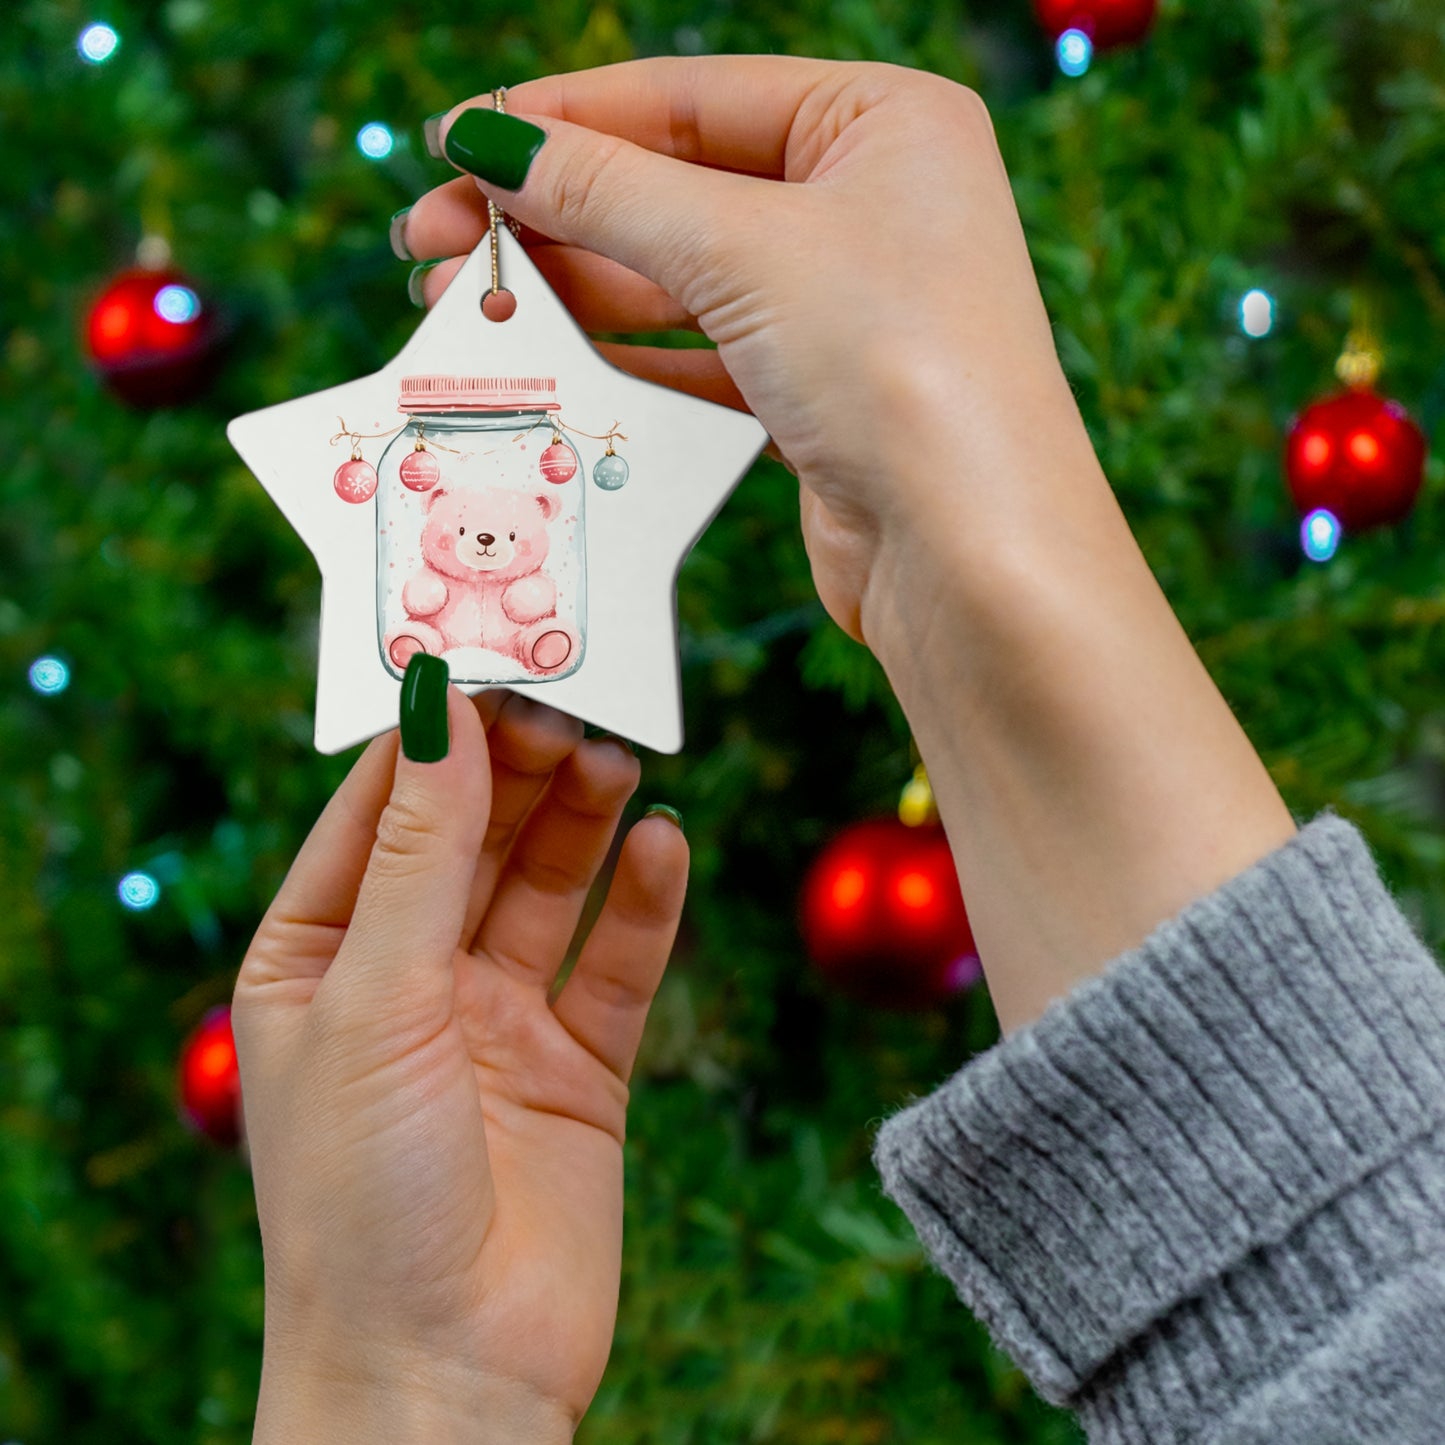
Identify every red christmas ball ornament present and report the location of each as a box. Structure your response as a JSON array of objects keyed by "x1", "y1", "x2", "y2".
[
  {"x1": 85, "y1": 267, "x2": 220, "y2": 407},
  {"x1": 539, "y1": 440, "x2": 578, "y2": 485},
  {"x1": 334, "y1": 456, "x2": 378, "y2": 504},
  {"x1": 178, "y1": 1005, "x2": 243, "y2": 1148},
  {"x1": 399, "y1": 445, "x2": 441, "y2": 492},
  {"x1": 800, "y1": 818, "x2": 981, "y2": 1010},
  {"x1": 1285, "y1": 388, "x2": 1427, "y2": 533},
  {"x1": 1033, "y1": 0, "x2": 1157, "y2": 49}
]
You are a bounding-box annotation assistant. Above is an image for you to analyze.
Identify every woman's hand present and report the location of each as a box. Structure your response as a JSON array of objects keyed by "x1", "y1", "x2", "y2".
[
  {"x1": 233, "y1": 690, "x2": 687, "y2": 1443},
  {"x1": 400, "y1": 56, "x2": 1094, "y2": 645},
  {"x1": 401, "y1": 58, "x2": 1296, "y2": 1034}
]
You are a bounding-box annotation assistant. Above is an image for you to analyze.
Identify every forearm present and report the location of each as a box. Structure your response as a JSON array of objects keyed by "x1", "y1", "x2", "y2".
[{"x1": 860, "y1": 391, "x2": 1296, "y2": 1034}]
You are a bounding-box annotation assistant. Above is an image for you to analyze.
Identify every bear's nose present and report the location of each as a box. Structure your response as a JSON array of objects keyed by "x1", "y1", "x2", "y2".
[{"x1": 477, "y1": 532, "x2": 495, "y2": 547}]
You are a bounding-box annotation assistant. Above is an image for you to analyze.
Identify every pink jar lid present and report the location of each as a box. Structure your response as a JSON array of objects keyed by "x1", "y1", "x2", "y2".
[{"x1": 397, "y1": 375, "x2": 561, "y2": 413}]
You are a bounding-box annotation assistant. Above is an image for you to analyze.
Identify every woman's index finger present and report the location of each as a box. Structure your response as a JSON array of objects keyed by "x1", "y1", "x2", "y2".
[{"x1": 499, "y1": 54, "x2": 851, "y2": 178}]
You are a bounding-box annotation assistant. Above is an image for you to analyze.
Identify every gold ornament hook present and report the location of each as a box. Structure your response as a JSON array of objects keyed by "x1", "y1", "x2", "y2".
[
  {"x1": 1336, "y1": 332, "x2": 1383, "y2": 390},
  {"x1": 1336, "y1": 296, "x2": 1383, "y2": 390},
  {"x1": 898, "y1": 764, "x2": 938, "y2": 827}
]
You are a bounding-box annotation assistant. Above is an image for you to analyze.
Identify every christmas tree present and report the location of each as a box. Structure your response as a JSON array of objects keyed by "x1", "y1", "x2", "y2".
[{"x1": 3, "y1": 1, "x2": 1443, "y2": 1440}]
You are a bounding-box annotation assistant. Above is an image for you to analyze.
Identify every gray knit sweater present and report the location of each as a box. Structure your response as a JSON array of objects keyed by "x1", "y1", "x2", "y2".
[{"x1": 871, "y1": 810, "x2": 1445, "y2": 1442}]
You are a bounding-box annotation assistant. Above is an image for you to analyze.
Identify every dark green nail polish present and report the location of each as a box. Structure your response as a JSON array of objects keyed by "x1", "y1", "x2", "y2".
[
  {"x1": 644, "y1": 803, "x2": 683, "y2": 832},
  {"x1": 407, "y1": 260, "x2": 443, "y2": 308},
  {"x1": 443, "y1": 107, "x2": 546, "y2": 191},
  {"x1": 389, "y1": 206, "x2": 413, "y2": 261},
  {"x1": 400, "y1": 653, "x2": 449, "y2": 762},
  {"x1": 596, "y1": 731, "x2": 636, "y2": 755},
  {"x1": 423, "y1": 112, "x2": 447, "y2": 160}
]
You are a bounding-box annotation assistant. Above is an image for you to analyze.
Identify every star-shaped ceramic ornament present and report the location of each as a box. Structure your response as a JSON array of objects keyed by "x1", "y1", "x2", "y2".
[{"x1": 226, "y1": 228, "x2": 769, "y2": 754}]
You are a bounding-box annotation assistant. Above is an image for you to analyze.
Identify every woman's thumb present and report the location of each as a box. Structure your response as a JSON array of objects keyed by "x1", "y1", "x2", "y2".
[
  {"x1": 324, "y1": 659, "x2": 490, "y2": 1020},
  {"x1": 437, "y1": 103, "x2": 757, "y2": 312}
]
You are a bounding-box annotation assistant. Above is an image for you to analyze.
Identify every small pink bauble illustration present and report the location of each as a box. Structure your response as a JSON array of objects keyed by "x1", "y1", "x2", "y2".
[
  {"x1": 334, "y1": 457, "x2": 378, "y2": 504},
  {"x1": 539, "y1": 441, "x2": 578, "y2": 485},
  {"x1": 399, "y1": 446, "x2": 442, "y2": 492}
]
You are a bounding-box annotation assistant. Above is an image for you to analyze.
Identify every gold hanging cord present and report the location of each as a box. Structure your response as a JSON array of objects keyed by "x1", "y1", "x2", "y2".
[{"x1": 487, "y1": 88, "x2": 524, "y2": 300}]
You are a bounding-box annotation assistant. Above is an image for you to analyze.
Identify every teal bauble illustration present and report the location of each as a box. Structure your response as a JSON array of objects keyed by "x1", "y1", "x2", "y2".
[{"x1": 593, "y1": 452, "x2": 630, "y2": 490}]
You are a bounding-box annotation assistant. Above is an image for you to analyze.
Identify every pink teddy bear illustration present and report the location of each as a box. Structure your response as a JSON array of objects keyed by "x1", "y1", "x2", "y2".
[{"x1": 384, "y1": 486, "x2": 579, "y2": 675}]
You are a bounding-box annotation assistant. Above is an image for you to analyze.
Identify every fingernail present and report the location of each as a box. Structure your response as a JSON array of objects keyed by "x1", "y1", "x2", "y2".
[
  {"x1": 389, "y1": 206, "x2": 413, "y2": 261},
  {"x1": 400, "y1": 653, "x2": 450, "y2": 762},
  {"x1": 644, "y1": 804, "x2": 683, "y2": 832},
  {"x1": 423, "y1": 112, "x2": 447, "y2": 160},
  {"x1": 443, "y1": 107, "x2": 547, "y2": 191},
  {"x1": 596, "y1": 731, "x2": 636, "y2": 755},
  {"x1": 407, "y1": 260, "x2": 443, "y2": 308}
]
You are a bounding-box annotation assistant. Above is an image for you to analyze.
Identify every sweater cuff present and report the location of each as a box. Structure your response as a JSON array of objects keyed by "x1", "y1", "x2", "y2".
[{"x1": 870, "y1": 810, "x2": 1445, "y2": 1403}]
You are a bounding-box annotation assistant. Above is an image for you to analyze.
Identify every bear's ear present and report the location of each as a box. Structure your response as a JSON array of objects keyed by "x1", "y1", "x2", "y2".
[
  {"x1": 533, "y1": 491, "x2": 561, "y2": 522},
  {"x1": 425, "y1": 488, "x2": 448, "y2": 512}
]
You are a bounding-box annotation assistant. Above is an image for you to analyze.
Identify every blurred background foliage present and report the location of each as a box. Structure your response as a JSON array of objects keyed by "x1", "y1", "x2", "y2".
[{"x1": 3, "y1": 0, "x2": 1445, "y2": 1440}]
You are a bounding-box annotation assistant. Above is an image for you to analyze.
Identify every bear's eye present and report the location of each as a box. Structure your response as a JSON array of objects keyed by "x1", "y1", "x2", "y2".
[
  {"x1": 509, "y1": 531, "x2": 516, "y2": 541},
  {"x1": 458, "y1": 526, "x2": 465, "y2": 536}
]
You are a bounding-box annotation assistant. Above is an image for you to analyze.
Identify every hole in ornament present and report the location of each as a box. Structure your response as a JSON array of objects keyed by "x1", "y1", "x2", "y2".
[{"x1": 482, "y1": 288, "x2": 517, "y2": 323}]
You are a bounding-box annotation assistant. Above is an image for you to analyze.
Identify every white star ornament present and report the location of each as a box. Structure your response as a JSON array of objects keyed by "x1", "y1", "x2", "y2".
[{"x1": 226, "y1": 229, "x2": 768, "y2": 754}]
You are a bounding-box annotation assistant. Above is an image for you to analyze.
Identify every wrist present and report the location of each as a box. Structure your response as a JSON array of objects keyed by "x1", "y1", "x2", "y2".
[
  {"x1": 855, "y1": 326, "x2": 1106, "y2": 648},
  {"x1": 254, "y1": 1345, "x2": 575, "y2": 1445},
  {"x1": 857, "y1": 367, "x2": 1123, "y2": 686}
]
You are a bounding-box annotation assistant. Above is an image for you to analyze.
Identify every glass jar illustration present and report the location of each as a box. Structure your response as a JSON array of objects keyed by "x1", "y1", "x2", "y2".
[{"x1": 376, "y1": 375, "x2": 585, "y2": 685}]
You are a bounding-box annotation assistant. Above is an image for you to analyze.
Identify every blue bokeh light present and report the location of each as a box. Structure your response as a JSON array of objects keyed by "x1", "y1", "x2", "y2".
[
  {"x1": 1240, "y1": 288, "x2": 1275, "y2": 338},
  {"x1": 28, "y1": 657, "x2": 70, "y2": 695},
  {"x1": 78, "y1": 22, "x2": 120, "y2": 64},
  {"x1": 118, "y1": 871, "x2": 161, "y2": 911},
  {"x1": 1301, "y1": 508, "x2": 1342, "y2": 563},
  {"x1": 1057, "y1": 29, "x2": 1093, "y2": 77},
  {"x1": 153, "y1": 284, "x2": 201, "y2": 324},
  {"x1": 357, "y1": 122, "x2": 395, "y2": 159}
]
